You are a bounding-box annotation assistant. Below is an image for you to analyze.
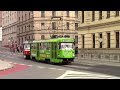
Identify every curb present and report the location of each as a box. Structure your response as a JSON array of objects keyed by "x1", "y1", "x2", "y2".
[{"x1": 74, "y1": 59, "x2": 120, "y2": 67}]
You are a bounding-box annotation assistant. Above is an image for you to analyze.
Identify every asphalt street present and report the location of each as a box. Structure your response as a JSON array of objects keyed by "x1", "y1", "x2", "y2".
[{"x1": 0, "y1": 47, "x2": 120, "y2": 79}]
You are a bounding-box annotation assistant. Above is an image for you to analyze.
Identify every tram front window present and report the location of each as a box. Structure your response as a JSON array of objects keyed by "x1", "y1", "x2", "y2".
[
  {"x1": 59, "y1": 43, "x2": 74, "y2": 50},
  {"x1": 24, "y1": 44, "x2": 30, "y2": 49}
]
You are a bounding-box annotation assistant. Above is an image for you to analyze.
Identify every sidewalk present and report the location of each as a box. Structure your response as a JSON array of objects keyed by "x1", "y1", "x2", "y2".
[
  {"x1": 74, "y1": 57, "x2": 120, "y2": 67},
  {"x1": 0, "y1": 46, "x2": 10, "y2": 51},
  {"x1": 0, "y1": 60, "x2": 14, "y2": 71}
]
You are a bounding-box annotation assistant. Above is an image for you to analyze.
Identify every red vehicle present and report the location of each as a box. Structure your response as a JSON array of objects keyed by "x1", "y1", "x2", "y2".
[{"x1": 23, "y1": 41, "x2": 30, "y2": 59}]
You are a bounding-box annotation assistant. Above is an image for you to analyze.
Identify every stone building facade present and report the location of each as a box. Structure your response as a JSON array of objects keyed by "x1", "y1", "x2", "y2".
[{"x1": 78, "y1": 11, "x2": 120, "y2": 62}]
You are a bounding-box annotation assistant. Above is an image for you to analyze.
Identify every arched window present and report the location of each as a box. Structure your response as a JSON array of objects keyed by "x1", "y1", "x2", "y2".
[{"x1": 41, "y1": 35, "x2": 45, "y2": 40}]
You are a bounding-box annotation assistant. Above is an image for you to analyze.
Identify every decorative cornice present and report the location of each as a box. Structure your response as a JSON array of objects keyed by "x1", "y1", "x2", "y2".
[{"x1": 78, "y1": 20, "x2": 120, "y2": 30}]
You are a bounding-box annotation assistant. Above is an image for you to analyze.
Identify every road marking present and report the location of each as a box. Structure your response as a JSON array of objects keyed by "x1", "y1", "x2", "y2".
[
  {"x1": 38, "y1": 66, "x2": 45, "y2": 68},
  {"x1": 8, "y1": 62, "x2": 13, "y2": 64},
  {"x1": 57, "y1": 69, "x2": 65, "y2": 70},
  {"x1": 27, "y1": 65, "x2": 32, "y2": 66},
  {"x1": 48, "y1": 68, "x2": 56, "y2": 70},
  {"x1": 64, "y1": 65, "x2": 90, "y2": 69},
  {"x1": 57, "y1": 70, "x2": 120, "y2": 79},
  {"x1": 20, "y1": 64, "x2": 25, "y2": 65},
  {"x1": 13, "y1": 63, "x2": 17, "y2": 64}
]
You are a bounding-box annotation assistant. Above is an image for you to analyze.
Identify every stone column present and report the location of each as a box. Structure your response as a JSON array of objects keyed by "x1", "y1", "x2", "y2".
[
  {"x1": 95, "y1": 33, "x2": 99, "y2": 48},
  {"x1": 103, "y1": 32, "x2": 107, "y2": 48},
  {"x1": 85, "y1": 33, "x2": 92, "y2": 48},
  {"x1": 111, "y1": 31, "x2": 116, "y2": 48},
  {"x1": 78, "y1": 34, "x2": 82, "y2": 48}
]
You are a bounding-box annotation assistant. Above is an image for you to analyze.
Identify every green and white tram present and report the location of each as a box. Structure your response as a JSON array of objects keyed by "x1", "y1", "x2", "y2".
[{"x1": 30, "y1": 38, "x2": 75, "y2": 64}]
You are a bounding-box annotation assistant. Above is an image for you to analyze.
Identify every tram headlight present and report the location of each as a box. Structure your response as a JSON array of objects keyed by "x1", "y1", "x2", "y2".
[{"x1": 73, "y1": 54, "x2": 75, "y2": 57}]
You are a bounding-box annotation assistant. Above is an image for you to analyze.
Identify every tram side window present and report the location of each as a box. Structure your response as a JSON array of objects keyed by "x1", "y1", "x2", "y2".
[
  {"x1": 41, "y1": 43, "x2": 44, "y2": 50},
  {"x1": 46, "y1": 43, "x2": 50, "y2": 50},
  {"x1": 39, "y1": 43, "x2": 42, "y2": 49},
  {"x1": 59, "y1": 43, "x2": 61, "y2": 49},
  {"x1": 34, "y1": 44, "x2": 36, "y2": 49},
  {"x1": 44, "y1": 43, "x2": 47, "y2": 50},
  {"x1": 31, "y1": 44, "x2": 34, "y2": 49},
  {"x1": 32, "y1": 43, "x2": 37, "y2": 49}
]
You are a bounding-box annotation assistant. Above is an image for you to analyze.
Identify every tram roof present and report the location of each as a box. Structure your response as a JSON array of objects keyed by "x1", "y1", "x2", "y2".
[{"x1": 31, "y1": 38, "x2": 74, "y2": 43}]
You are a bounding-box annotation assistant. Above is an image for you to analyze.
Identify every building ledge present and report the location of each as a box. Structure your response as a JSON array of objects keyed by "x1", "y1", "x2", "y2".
[{"x1": 78, "y1": 19, "x2": 120, "y2": 30}]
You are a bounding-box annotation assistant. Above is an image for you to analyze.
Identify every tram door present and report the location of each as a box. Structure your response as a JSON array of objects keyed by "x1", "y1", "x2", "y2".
[{"x1": 51, "y1": 42, "x2": 57, "y2": 59}]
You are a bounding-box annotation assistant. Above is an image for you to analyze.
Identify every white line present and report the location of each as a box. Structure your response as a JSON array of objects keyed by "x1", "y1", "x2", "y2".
[
  {"x1": 38, "y1": 66, "x2": 45, "y2": 68},
  {"x1": 56, "y1": 70, "x2": 120, "y2": 79},
  {"x1": 20, "y1": 64, "x2": 25, "y2": 65},
  {"x1": 66, "y1": 65, "x2": 90, "y2": 69},
  {"x1": 27, "y1": 65, "x2": 32, "y2": 66},
  {"x1": 49, "y1": 68, "x2": 56, "y2": 70},
  {"x1": 13, "y1": 63, "x2": 18, "y2": 64},
  {"x1": 57, "y1": 70, "x2": 69, "y2": 79},
  {"x1": 57, "y1": 69, "x2": 65, "y2": 70},
  {"x1": 8, "y1": 62, "x2": 13, "y2": 63}
]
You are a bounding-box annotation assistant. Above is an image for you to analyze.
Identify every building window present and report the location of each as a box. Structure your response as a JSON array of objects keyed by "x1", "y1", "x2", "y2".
[
  {"x1": 99, "y1": 11, "x2": 102, "y2": 20},
  {"x1": 25, "y1": 37, "x2": 27, "y2": 41},
  {"x1": 82, "y1": 11, "x2": 84, "y2": 23},
  {"x1": 28, "y1": 36, "x2": 30, "y2": 40},
  {"x1": 19, "y1": 28, "x2": 20, "y2": 34},
  {"x1": 82, "y1": 35, "x2": 84, "y2": 48},
  {"x1": 93, "y1": 34, "x2": 95, "y2": 48},
  {"x1": 75, "y1": 36, "x2": 78, "y2": 44},
  {"x1": 107, "y1": 11, "x2": 110, "y2": 18},
  {"x1": 19, "y1": 38, "x2": 20, "y2": 45},
  {"x1": 29, "y1": 12, "x2": 30, "y2": 19},
  {"x1": 41, "y1": 23, "x2": 45, "y2": 30},
  {"x1": 75, "y1": 11, "x2": 78, "y2": 18},
  {"x1": 100, "y1": 33, "x2": 102, "y2": 48},
  {"x1": 22, "y1": 27, "x2": 23, "y2": 33},
  {"x1": 52, "y1": 22, "x2": 56, "y2": 30},
  {"x1": 25, "y1": 26, "x2": 26, "y2": 32},
  {"x1": 66, "y1": 11, "x2": 69, "y2": 17},
  {"x1": 52, "y1": 11, "x2": 56, "y2": 17},
  {"x1": 116, "y1": 11, "x2": 119, "y2": 16},
  {"x1": 92, "y1": 11, "x2": 95, "y2": 21},
  {"x1": 22, "y1": 15, "x2": 23, "y2": 21},
  {"x1": 19, "y1": 17, "x2": 20, "y2": 22},
  {"x1": 75, "y1": 23, "x2": 78, "y2": 30},
  {"x1": 41, "y1": 35, "x2": 45, "y2": 40},
  {"x1": 41, "y1": 11, "x2": 45, "y2": 17},
  {"x1": 25, "y1": 13, "x2": 27, "y2": 20},
  {"x1": 64, "y1": 35, "x2": 70, "y2": 38},
  {"x1": 116, "y1": 32, "x2": 119, "y2": 48},
  {"x1": 28, "y1": 24, "x2": 30, "y2": 31},
  {"x1": 66, "y1": 22, "x2": 69, "y2": 30},
  {"x1": 21, "y1": 37, "x2": 23, "y2": 45},
  {"x1": 107, "y1": 33, "x2": 110, "y2": 48}
]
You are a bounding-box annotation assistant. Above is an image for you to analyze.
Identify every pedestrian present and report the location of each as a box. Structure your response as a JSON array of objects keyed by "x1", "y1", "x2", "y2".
[
  {"x1": 17, "y1": 46, "x2": 19, "y2": 52},
  {"x1": 20, "y1": 45, "x2": 23, "y2": 52}
]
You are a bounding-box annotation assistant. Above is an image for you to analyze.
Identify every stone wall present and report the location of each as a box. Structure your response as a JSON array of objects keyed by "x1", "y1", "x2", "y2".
[{"x1": 78, "y1": 48, "x2": 120, "y2": 63}]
